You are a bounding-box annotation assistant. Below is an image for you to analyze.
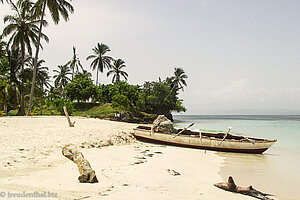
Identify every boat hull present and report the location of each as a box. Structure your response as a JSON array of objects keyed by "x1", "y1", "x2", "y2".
[{"x1": 133, "y1": 128, "x2": 276, "y2": 154}]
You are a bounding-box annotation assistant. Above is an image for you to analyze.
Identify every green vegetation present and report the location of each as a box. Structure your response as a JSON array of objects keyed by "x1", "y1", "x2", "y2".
[
  {"x1": 73, "y1": 103, "x2": 122, "y2": 119},
  {"x1": 0, "y1": 0, "x2": 188, "y2": 122}
]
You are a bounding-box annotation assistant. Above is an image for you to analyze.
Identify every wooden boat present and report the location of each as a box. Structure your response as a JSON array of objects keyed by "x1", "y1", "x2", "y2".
[{"x1": 132, "y1": 126, "x2": 277, "y2": 154}]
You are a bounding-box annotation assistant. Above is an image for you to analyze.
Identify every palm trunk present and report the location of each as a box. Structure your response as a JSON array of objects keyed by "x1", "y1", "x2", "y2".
[
  {"x1": 96, "y1": 69, "x2": 99, "y2": 86},
  {"x1": 164, "y1": 84, "x2": 176, "y2": 101},
  {"x1": 27, "y1": 1, "x2": 46, "y2": 116},
  {"x1": 18, "y1": 42, "x2": 25, "y2": 116}
]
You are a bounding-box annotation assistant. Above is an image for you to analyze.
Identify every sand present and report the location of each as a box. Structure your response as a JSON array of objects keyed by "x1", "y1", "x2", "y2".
[{"x1": 0, "y1": 116, "x2": 260, "y2": 200}]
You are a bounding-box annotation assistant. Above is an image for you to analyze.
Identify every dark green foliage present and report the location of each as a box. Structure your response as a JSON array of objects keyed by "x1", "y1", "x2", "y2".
[
  {"x1": 138, "y1": 80, "x2": 186, "y2": 116},
  {"x1": 96, "y1": 81, "x2": 139, "y2": 112},
  {"x1": 53, "y1": 98, "x2": 73, "y2": 115},
  {"x1": 65, "y1": 73, "x2": 97, "y2": 103}
]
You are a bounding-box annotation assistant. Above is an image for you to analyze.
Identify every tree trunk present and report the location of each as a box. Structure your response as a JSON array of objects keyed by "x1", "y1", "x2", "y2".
[
  {"x1": 96, "y1": 69, "x2": 98, "y2": 86},
  {"x1": 18, "y1": 42, "x2": 25, "y2": 116},
  {"x1": 63, "y1": 106, "x2": 75, "y2": 127},
  {"x1": 27, "y1": 1, "x2": 46, "y2": 116},
  {"x1": 62, "y1": 144, "x2": 98, "y2": 183}
]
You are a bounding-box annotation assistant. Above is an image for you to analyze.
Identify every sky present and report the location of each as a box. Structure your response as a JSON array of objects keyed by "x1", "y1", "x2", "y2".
[{"x1": 1, "y1": 0, "x2": 300, "y2": 114}]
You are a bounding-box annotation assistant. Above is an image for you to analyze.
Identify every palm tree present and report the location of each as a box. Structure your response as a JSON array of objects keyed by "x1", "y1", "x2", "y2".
[
  {"x1": 67, "y1": 46, "x2": 83, "y2": 79},
  {"x1": 170, "y1": 67, "x2": 188, "y2": 92},
  {"x1": 25, "y1": 58, "x2": 50, "y2": 115},
  {"x1": 26, "y1": 57, "x2": 51, "y2": 89},
  {"x1": 107, "y1": 59, "x2": 128, "y2": 84},
  {"x1": 27, "y1": 0, "x2": 74, "y2": 115},
  {"x1": 53, "y1": 64, "x2": 71, "y2": 96},
  {"x1": 1, "y1": 48, "x2": 22, "y2": 113},
  {"x1": 86, "y1": 43, "x2": 112, "y2": 86},
  {"x1": 2, "y1": 0, "x2": 49, "y2": 115},
  {"x1": 47, "y1": 86, "x2": 60, "y2": 101}
]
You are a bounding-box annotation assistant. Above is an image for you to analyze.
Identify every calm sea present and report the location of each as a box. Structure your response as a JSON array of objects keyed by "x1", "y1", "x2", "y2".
[{"x1": 173, "y1": 115, "x2": 300, "y2": 200}]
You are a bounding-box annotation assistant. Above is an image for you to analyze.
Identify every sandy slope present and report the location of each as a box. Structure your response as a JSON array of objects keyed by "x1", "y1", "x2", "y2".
[{"x1": 0, "y1": 116, "x2": 254, "y2": 200}]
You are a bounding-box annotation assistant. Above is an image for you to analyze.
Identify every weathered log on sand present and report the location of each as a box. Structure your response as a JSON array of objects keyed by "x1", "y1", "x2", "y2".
[
  {"x1": 214, "y1": 176, "x2": 273, "y2": 200},
  {"x1": 63, "y1": 106, "x2": 75, "y2": 127},
  {"x1": 62, "y1": 144, "x2": 98, "y2": 183}
]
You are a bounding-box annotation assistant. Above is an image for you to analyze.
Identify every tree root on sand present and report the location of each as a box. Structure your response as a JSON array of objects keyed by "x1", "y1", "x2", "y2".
[
  {"x1": 214, "y1": 176, "x2": 274, "y2": 200},
  {"x1": 62, "y1": 144, "x2": 98, "y2": 183}
]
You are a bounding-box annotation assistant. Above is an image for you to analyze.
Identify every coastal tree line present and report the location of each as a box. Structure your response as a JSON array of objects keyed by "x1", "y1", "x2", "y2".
[{"x1": 0, "y1": 0, "x2": 188, "y2": 120}]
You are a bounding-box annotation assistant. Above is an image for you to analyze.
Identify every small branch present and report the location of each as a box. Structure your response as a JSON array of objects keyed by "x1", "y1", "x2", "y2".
[
  {"x1": 63, "y1": 106, "x2": 75, "y2": 127},
  {"x1": 214, "y1": 176, "x2": 274, "y2": 200},
  {"x1": 62, "y1": 144, "x2": 98, "y2": 183}
]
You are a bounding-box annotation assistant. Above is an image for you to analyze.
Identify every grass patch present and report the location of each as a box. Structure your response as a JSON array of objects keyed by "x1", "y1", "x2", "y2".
[{"x1": 73, "y1": 103, "x2": 122, "y2": 118}]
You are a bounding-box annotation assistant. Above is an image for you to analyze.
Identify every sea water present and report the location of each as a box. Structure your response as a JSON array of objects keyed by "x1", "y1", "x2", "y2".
[{"x1": 174, "y1": 115, "x2": 300, "y2": 200}]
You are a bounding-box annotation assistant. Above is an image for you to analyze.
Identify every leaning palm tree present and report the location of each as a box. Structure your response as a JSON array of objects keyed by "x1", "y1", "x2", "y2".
[
  {"x1": 86, "y1": 43, "x2": 112, "y2": 86},
  {"x1": 107, "y1": 59, "x2": 128, "y2": 84},
  {"x1": 27, "y1": 0, "x2": 74, "y2": 115},
  {"x1": 67, "y1": 46, "x2": 83, "y2": 79},
  {"x1": 2, "y1": 0, "x2": 49, "y2": 115},
  {"x1": 53, "y1": 64, "x2": 71, "y2": 96},
  {"x1": 170, "y1": 67, "x2": 188, "y2": 92}
]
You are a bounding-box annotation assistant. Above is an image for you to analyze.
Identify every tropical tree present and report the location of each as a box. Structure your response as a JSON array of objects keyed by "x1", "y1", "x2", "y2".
[
  {"x1": 26, "y1": 57, "x2": 51, "y2": 89},
  {"x1": 67, "y1": 46, "x2": 83, "y2": 79},
  {"x1": 65, "y1": 73, "x2": 97, "y2": 103},
  {"x1": 53, "y1": 64, "x2": 71, "y2": 96},
  {"x1": 2, "y1": 0, "x2": 49, "y2": 115},
  {"x1": 86, "y1": 43, "x2": 112, "y2": 86},
  {"x1": 139, "y1": 80, "x2": 186, "y2": 120},
  {"x1": 47, "y1": 86, "x2": 60, "y2": 101},
  {"x1": 170, "y1": 67, "x2": 188, "y2": 92},
  {"x1": 0, "y1": 49, "x2": 21, "y2": 113},
  {"x1": 27, "y1": 0, "x2": 74, "y2": 115},
  {"x1": 107, "y1": 59, "x2": 128, "y2": 84}
]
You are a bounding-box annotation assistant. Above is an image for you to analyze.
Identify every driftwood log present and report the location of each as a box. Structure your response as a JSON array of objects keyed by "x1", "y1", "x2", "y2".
[
  {"x1": 214, "y1": 176, "x2": 273, "y2": 200},
  {"x1": 63, "y1": 106, "x2": 75, "y2": 127},
  {"x1": 62, "y1": 144, "x2": 98, "y2": 183}
]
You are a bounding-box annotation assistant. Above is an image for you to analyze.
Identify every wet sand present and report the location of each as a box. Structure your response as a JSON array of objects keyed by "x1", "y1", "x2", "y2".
[{"x1": 217, "y1": 149, "x2": 300, "y2": 200}]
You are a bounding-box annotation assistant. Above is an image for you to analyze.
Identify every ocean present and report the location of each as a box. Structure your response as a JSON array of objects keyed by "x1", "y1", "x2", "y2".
[{"x1": 173, "y1": 115, "x2": 300, "y2": 200}]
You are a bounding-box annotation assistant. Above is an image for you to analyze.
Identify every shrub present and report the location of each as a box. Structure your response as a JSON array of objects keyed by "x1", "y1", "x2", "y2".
[{"x1": 53, "y1": 98, "x2": 74, "y2": 115}]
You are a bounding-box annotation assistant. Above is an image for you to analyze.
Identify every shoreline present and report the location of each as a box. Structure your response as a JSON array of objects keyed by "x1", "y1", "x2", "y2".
[{"x1": 0, "y1": 116, "x2": 272, "y2": 199}]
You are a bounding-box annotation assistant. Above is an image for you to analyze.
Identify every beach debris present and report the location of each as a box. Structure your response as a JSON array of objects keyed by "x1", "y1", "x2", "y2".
[
  {"x1": 62, "y1": 144, "x2": 98, "y2": 183},
  {"x1": 122, "y1": 183, "x2": 130, "y2": 186},
  {"x1": 167, "y1": 169, "x2": 181, "y2": 176},
  {"x1": 63, "y1": 106, "x2": 75, "y2": 127},
  {"x1": 145, "y1": 153, "x2": 154, "y2": 157},
  {"x1": 141, "y1": 149, "x2": 150, "y2": 154},
  {"x1": 151, "y1": 115, "x2": 176, "y2": 134},
  {"x1": 134, "y1": 156, "x2": 146, "y2": 159},
  {"x1": 154, "y1": 151, "x2": 163, "y2": 154},
  {"x1": 108, "y1": 131, "x2": 136, "y2": 145},
  {"x1": 79, "y1": 132, "x2": 136, "y2": 149},
  {"x1": 214, "y1": 176, "x2": 274, "y2": 200},
  {"x1": 133, "y1": 160, "x2": 146, "y2": 165}
]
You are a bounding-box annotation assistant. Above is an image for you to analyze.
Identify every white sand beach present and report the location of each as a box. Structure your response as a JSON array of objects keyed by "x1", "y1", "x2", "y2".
[{"x1": 0, "y1": 116, "x2": 258, "y2": 200}]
